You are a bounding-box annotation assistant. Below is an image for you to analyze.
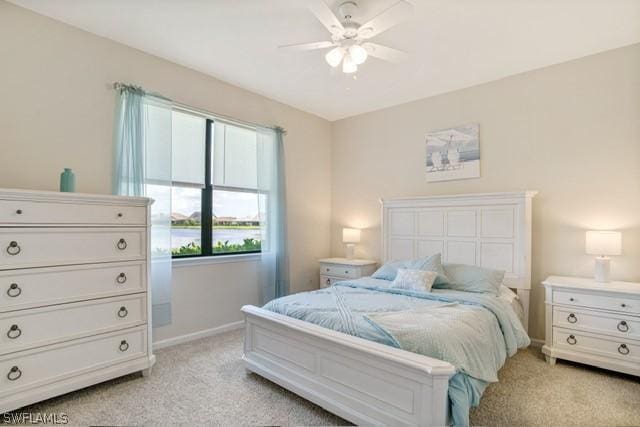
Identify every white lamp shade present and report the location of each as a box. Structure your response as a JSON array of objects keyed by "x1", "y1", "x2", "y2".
[
  {"x1": 586, "y1": 231, "x2": 621, "y2": 256},
  {"x1": 342, "y1": 228, "x2": 361, "y2": 244}
]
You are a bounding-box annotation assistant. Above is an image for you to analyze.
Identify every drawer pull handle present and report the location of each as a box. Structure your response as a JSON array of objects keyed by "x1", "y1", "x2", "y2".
[
  {"x1": 7, "y1": 366, "x2": 22, "y2": 381},
  {"x1": 326, "y1": 278, "x2": 331, "y2": 286},
  {"x1": 7, "y1": 283, "x2": 21, "y2": 297},
  {"x1": 569, "y1": 297, "x2": 575, "y2": 302},
  {"x1": 119, "y1": 340, "x2": 129, "y2": 352},
  {"x1": 7, "y1": 324, "x2": 21, "y2": 339},
  {"x1": 345, "y1": 270, "x2": 349, "y2": 274},
  {"x1": 618, "y1": 321, "x2": 629, "y2": 332},
  {"x1": 117, "y1": 238, "x2": 128, "y2": 250},
  {"x1": 326, "y1": 268, "x2": 330, "y2": 272},
  {"x1": 618, "y1": 344, "x2": 630, "y2": 355},
  {"x1": 621, "y1": 303, "x2": 627, "y2": 308},
  {"x1": 6, "y1": 241, "x2": 21, "y2": 256},
  {"x1": 15, "y1": 209, "x2": 22, "y2": 215},
  {"x1": 566, "y1": 335, "x2": 577, "y2": 345},
  {"x1": 117, "y1": 306, "x2": 128, "y2": 318},
  {"x1": 117, "y1": 212, "x2": 123, "y2": 218},
  {"x1": 116, "y1": 273, "x2": 127, "y2": 284},
  {"x1": 567, "y1": 313, "x2": 577, "y2": 323}
]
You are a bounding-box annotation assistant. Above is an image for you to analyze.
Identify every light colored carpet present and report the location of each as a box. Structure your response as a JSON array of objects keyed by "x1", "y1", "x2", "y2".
[{"x1": 11, "y1": 329, "x2": 640, "y2": 426}]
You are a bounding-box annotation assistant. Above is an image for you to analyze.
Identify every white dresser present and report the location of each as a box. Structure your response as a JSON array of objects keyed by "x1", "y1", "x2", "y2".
[
  {"x1": 542, "y1": 276, "x2": 640, "y2": 376},
  {"x1": 0, "y1": 189, "x2": 154, "y2": 413},
  {"x1": 319, "y1": 258, "x2": 377, "y2": 288}
]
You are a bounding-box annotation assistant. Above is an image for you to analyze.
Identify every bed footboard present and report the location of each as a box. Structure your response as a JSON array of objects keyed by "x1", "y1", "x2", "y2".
[{"x1": 242, "y1": 305, "x2": 456, "y2": 427}]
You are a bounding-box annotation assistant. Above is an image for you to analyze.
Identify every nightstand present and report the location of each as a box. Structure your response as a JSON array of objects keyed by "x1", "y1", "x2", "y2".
[
  {"x1": 542, "y1": 276, "x2": 640, "y2": 376},
  {"x1": 319, "y1": 258, "x2": 377, "y2": 288}
]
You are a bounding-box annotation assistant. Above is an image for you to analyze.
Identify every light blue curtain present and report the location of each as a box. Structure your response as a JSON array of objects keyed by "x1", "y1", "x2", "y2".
[
  {"x1": 113, "y1": 86, "x2": 145, "y2": 196},
  {"x1": 113, "y1": 84, "x2": 173, "y2": 327},
  {"x1": 257, "y1": 126, "x2": 289, "y2": 304}
]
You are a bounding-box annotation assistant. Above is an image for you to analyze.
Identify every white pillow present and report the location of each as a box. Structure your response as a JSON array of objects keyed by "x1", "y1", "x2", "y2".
[{"x1": 391, "y1": 268, "x2": 437, "y2": 292}]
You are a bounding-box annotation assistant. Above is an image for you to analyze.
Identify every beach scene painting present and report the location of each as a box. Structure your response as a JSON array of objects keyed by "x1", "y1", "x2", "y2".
[{"x1": 426, "y1": 123, "x2": 480, "y2": 182}]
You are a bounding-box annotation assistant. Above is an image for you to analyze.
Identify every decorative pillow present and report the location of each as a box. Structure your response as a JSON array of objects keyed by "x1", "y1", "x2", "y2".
[
  {"x1": 371, "y1": 259, "x2": 408, "y2": 281},
  {"x1": 440, "y1": 263, "x2": 505, "y2": 295},
  {"x1": 371, "y1": 253, "x2": 449, "y2": 285},
  {"x1": 390, "y1": 268, "x2": 438, "y2": 292}
]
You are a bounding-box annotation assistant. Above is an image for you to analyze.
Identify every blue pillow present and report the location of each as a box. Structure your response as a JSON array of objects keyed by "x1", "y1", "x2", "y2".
[
  {"x1": 372, "y1": 253, "x2": 449, "y2": 285},
  {"x1": 440, "y1": 263, "x2": 504, "y2": 295}
]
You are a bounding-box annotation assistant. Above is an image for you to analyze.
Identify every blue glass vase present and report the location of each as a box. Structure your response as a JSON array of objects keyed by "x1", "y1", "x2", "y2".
[{"x1": 60, "y1": 168, "x2": 76, "y2": 192}]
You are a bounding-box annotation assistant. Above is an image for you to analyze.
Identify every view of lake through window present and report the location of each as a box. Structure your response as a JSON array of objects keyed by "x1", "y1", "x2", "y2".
[
  {"x1": 171, "y1": 188, "x2": 261, "y2": 254},
  {"x1": 170, "y1": 111, "x2": 263, "y2": 257}
]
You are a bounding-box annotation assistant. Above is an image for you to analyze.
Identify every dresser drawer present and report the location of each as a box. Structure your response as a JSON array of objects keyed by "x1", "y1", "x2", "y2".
[
  {"x1": 553, "y1": 306, "x2": 640, "y2": 340},
  {"x1": 553, "y1": 327, "x2": 640, "y2": 363},
  {"x1": 0, "y1": 199, "x2": 146, "y2": 226},
  {"x1": 0, "y1": 228, "x2": 146, "y2": 270},
  {"x1": 0, "y1": 326, "x2": 147, "y2": 398},
  {"x1": 0, "y1": 262, "x2": 145, "y2": 313},
  {"x1": 553, "y1": 290, "x2": 640, "y2": 315},
  {"x1": 321, "y1": 264, "x2": 359, "y2": 279},
  {"x1": 0, "y1": 294, "x2": 146, "y2": 355}
]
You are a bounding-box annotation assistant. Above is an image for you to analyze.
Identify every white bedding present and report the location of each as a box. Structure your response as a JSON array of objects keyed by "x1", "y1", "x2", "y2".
[{"x1": 498, "y1": 285, "x2": 524, "y2": 322}]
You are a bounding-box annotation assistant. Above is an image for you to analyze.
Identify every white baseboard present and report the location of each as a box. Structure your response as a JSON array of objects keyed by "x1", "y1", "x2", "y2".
[
  {"x1": 530, "y1": 338, "x2": 544, "y2": 348},
  {"x1": 153, "y1": 320, "x2": 244, "y2": 350}
]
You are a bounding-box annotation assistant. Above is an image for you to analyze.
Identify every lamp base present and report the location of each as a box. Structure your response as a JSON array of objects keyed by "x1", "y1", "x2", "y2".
[
  {"x1": 345, "y1": 244, "x2": 355, "y2": 259},
  {"x1": 594, "y1": 256, "x2": 611, "y2": 283}
]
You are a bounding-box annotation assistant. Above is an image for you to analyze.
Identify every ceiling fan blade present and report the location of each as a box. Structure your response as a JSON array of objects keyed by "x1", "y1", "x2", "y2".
[
  {"x1": 362, "y1": 42, "x2": 408, "y2": 63},
  {"x1": 357, "y1": 1, "x2": 413, "y2": 39},
  {"x1": 308, "y1": 0, "x2": 345, "y2": 36},
  {"x1": 278, "y1": 41, "x2": 335, "y2": 52}
]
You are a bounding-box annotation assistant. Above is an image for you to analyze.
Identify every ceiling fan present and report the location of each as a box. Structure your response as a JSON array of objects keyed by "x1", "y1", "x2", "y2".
[{"x1": 279, "y1": 0, "x2": 413, "y2": 74}]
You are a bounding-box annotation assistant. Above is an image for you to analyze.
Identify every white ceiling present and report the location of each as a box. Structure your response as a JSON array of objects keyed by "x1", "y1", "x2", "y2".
[{"x1": 9, "y1": 0, "x2": 640, "y2": 121}]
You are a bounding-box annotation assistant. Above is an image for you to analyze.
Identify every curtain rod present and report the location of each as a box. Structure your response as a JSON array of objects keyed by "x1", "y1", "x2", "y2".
[{"x1": 112, "y1": 82, "x2": 286, "y2": 134}]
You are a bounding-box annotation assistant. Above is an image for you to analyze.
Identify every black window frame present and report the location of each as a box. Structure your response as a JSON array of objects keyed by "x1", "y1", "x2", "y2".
[{"x1": 171, "y1": 117, "x2": 262, "y2": 259}]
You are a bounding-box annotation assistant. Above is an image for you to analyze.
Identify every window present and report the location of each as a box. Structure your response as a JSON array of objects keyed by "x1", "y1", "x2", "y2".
[{"x1": 170, "y1": 110, "x2": 262, "y2": 257}]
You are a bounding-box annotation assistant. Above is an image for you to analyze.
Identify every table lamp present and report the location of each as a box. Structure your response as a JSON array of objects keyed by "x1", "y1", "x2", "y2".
[
  {"x1": 586, "y1": 230, "x2": 621, "y2": 283},
  {"x1": 342, "y1": 228, "x2": 361, "y2": 259}
]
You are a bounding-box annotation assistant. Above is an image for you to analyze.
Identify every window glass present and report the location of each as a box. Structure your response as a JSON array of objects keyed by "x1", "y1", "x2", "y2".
[
  {"x1": 171, "y1": 186, "x2": 202, "y2": 256},
  {"x1": 212, "y1": 189, "x2": 261, "y2": 254}
]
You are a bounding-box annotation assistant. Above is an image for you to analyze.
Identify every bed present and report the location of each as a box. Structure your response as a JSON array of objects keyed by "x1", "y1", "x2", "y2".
[{"x1": 242, "y1": 191, "x2": 537, "y2": 426}]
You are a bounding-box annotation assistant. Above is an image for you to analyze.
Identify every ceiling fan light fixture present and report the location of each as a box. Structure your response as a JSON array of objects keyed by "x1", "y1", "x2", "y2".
[
  {"x1": 342, "y1": 54, "x2": 357, "y2": 73},
  {"x1": 325, "y1": 47, "x2": 344, "y2": 67},
  {"x1": 348, "y1": 44, "x2": 368, "y2": 65}
]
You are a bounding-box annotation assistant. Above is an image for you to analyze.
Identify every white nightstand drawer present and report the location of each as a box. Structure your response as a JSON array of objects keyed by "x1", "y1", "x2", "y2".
[
  {"x1": 553, "y1": 306, "x2": 640, "y2": 340},
  {"x1": 318, "y1": 259, "x2": 377, "y2": 290},
  {"x1": 553, "y1": 290, "x2": 640, "y2": 314},
  {"x1": 320, "y1": 275, "x2": 344, "y2": 288},
  {"x1": 321, "y1": 265, "x2": 358, "y2": 279},
  {"x1": 553, "y1": 327, "x2": 640, "y2": 363}
]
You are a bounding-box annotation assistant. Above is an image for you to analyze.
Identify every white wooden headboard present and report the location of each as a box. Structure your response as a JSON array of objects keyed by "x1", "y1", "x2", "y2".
[{"x1": 381, "y1": 191, "x2": 537, "y2": 331}]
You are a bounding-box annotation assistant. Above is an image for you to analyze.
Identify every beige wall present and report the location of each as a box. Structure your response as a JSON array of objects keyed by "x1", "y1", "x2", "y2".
[
  {"x1": 331, "y1": 43, "x2": 640, "y2": 340},
  {"x1": 0, "y1": 2, "x2": 332, "y2": 341}
]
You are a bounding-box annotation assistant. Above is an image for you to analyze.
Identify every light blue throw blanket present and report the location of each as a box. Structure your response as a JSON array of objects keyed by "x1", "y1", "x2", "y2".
[{"x1": 263, "y1": 278, "x2": 530, "y2": 427}]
